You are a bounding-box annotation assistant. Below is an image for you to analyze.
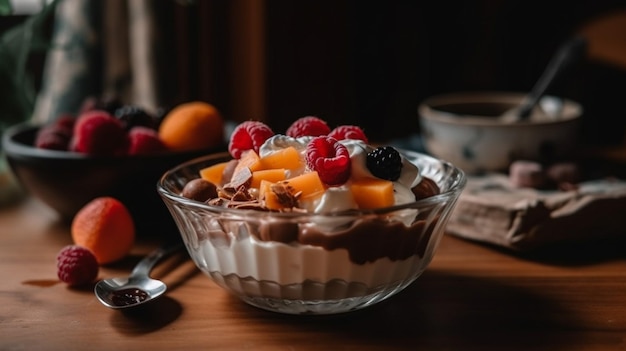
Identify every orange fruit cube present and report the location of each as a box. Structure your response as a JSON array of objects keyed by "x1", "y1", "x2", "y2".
[
  {"x1": 260, "y1": 146, "x2": 302, "y2": 170},
  {"x1": 199, "y1": 161, "x2": 230, "y2": 186},
  {"x1": 259, "y1": 180, "x2": 282, "y2": 210},
  {"x1": 282, "y1": 171, "x2": 325, "y2": 200},
  {"x1": 251, "y1": 168, "x2": 287, "y2": 188},
  {"x1": 350, "y1": 178, "x2": 394, "y2": 209}
]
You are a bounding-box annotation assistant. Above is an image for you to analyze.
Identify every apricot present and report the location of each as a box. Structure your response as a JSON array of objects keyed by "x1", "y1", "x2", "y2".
[
  {"x1": 158, "y1": 101, "x2": 224, "y2": 151},
  {"x1": 71, "y1": 197, "x2": 135, "y2": 264}
]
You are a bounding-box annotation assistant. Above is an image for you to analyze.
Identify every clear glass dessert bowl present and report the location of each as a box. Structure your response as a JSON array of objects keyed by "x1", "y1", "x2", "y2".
[{"x1": 157, "y1": 150, "x2": 466, "y2": 315}]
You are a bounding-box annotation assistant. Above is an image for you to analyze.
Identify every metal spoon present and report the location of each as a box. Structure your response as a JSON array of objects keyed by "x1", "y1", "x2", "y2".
[
  {"x1": 500, "y1": 36, "x2": 587, "y2": 122},
  {"x1": 94, "y1": 242, "x2": 184, "y2": 309}
]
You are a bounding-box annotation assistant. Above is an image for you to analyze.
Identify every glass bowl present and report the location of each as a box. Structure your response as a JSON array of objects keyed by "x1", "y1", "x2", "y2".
[{"x1": 157, "y1": 150, "x2": 466, "y2": 315}]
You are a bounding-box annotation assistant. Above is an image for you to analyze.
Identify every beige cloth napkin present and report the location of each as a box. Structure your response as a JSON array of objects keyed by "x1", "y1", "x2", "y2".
[{"x1": 446, "y1": 174, "x2": 626, "y2": 251}]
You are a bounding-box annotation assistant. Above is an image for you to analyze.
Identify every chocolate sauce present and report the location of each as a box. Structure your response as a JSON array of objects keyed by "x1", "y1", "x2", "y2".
[
  {"x1": 110, "y1": 288, "x2": 149, "y2": 306},
  {"x1": 299, "y1": 217, "x2": 436, "y2": 264}
]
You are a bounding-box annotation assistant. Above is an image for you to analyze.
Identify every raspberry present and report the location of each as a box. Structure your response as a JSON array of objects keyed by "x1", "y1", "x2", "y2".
[
  {"x1": 54, "y1": 114, "x2": 77, "y2": 131},
  {"x1": 114, "y1": 105, "x2": 157, "y2": 131},
  {"x1": 366, "y1": 146, "x2": 403, "y2": 181},
  {"x1": 328, "y1": 125, "x2": 369, "y2": 143},
  {"x1": 305, "y1": 136, "x2": 351, "y2": 185},
  {"x1": 35, "y1": 125, "x2": 72, "y2": 150},
  {"x1": 127, "y1": 126, "x2": 167, "y2": 155},
  {"x1": 228, "y1": 120, "x2": 274, "y2": 159},
  {"x1": 286, "y1": 116, "x2": 331, "y2": 138},
  {"x1": 71, "y1": 110, "x2": 128, "y2": 156},
  {"x1": 56, "y1": 245, "x2": 99, "y2": 286}
]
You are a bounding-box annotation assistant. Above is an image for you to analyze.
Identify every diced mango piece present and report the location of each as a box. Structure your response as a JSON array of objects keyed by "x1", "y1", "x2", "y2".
[
  {"x1": 199, "y1": 161, "x2": 230, "y2": 186},
  {"x1": 251, "y1": 168, "x2": 287, "y2": 188},
  {"x1": 233, "y1": 149, "x2": 263, "y2": 177},
  {"x1": 259, "y1": 180, "x2": 282, "y2": 210},
  {"x1": 350, "y1": 178, "x2": 394, "y2": 209},
  {"x1": 260, "y1": 146, "x2": 302, "y2": 170},
  {"x1": 282, "y1": 171, "x2": 325, "y2": 200}
]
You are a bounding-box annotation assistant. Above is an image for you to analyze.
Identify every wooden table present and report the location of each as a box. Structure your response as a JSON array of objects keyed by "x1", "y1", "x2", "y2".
[{"x1": 1, "y1": 197, "x2": 625, "y2": 351}]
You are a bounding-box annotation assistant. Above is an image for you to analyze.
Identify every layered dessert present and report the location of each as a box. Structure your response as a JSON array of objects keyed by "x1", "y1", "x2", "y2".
[{"x1": 164, "y1": 116, "x2": 464, "y2": 313}]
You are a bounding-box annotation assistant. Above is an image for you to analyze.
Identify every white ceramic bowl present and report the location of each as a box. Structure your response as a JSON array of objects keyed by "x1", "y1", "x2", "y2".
[{"x1": 418, "y1": 92, "x2": 583, "y2": 174}]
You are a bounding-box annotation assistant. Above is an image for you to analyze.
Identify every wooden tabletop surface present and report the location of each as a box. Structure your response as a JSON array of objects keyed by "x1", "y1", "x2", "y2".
[{"x1": 1, "y1": 197, "x2": 625, "y2": 351}]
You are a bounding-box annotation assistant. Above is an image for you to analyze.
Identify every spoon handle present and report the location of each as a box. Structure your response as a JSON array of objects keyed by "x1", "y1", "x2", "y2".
[
  {"x1": 130, "y1": 241, "x2": 185, "y2": 279},
  {"x1": 518, "y1": 36, "x2": 587, "y2": 119}
]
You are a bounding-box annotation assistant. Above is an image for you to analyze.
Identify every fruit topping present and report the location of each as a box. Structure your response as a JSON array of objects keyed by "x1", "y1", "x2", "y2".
[
  {"x1": 286, "y1": 116, "x2": 331, "y2": 138},
  {"x1": 328, "y1": 125, "x2": 369, "y2": 143},
  {"x1": 350, "y1": 178, "x2": 395, "y2": 209},
  {"x1": 366, "y1": 146, "x2": 403, "y2": 181},
  {"x1": 71, "y1": 110, "x2": 128, "y2": 156},
  {"x1": 228, "y1": 120, "x2": 274, "y2": 159},
  {"x1": 127, "y1": 126, "x2": 167, "y2": 155},
  {"x1": 305, "y1": 136, "x2": 351, "y2": 185},
  {"x1": 259, "y1": 146, "x2": 302, "y2": 170},
  {"x1": 199, "y1": 161, "x2": 231, "y2": 186},
  {"x1": 56, "y1": 245, "x2": 99, "y2": 286},
  {"x1": 251, "y1": 168, "x2": 287, "y2": 188}
]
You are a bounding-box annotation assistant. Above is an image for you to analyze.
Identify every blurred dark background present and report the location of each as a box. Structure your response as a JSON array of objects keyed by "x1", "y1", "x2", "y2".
[{"x1": 2, "y1": 0, "x2": 626, "y2": 147}]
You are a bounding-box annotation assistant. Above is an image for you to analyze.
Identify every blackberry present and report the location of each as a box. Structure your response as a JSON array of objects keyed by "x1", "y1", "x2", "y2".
[
  {"x1": 366, "y1": 146, "x2": 402, "y2": 181},
  {"x1": 114, "y1": 105, "x2": 157, "y2": 131}
]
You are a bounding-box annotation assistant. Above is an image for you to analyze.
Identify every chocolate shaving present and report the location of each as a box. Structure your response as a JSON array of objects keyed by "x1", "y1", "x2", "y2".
[
  {"x1": 225, "y1": 167, "x2": 252, "y2": 190},
  {"x1": 270, "y1": 183, "x2": 300, "y2": 208},
  {"x1": 218, "y1": 185, "x2": 254, "y2": 201},
  {"x1": 230, "y1": 201, "x2": 267, "y2": 210},
  {"x1": 207, "y1": 198, "x2": 227, "y2": 206}
]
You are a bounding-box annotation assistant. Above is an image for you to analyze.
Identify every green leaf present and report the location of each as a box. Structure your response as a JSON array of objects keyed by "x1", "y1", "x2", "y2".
[
  {"x1": 0, "y1": 0, "x2": 12, "y2": 16},
  {"x1": 0, "y1": 0, "x2": 57, "y2": 129}
]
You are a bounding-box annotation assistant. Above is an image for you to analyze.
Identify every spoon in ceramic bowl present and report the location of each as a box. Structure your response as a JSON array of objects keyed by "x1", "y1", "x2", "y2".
[
  {"x1": 94, "y1": 241, "x2": 185, "y2": 309},
  {"x1": 500, "y1": 36, "x2": 587, "y2": 122}
]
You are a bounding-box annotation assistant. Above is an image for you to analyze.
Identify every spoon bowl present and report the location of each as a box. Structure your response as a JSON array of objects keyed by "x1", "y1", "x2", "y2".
[{"x1": 94, "y1": 242, "x2": 184, "y2": 309}]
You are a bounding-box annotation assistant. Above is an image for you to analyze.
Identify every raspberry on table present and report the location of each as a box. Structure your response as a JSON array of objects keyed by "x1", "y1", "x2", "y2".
[
  {"x1": 366, "y1": 146, "x2": 403, "y2": 181},
  {"x1": 228, "y1": 120, "x2": 274, "y2": 159},
  {"x1": 328, "y1": 125, "x2": 369, "y2": 143},
  {"x1": 305, "y1": 136, "x2": 351, "y2": 185},
  {"x1": 286, "y1": 116, "x2": 331, "y2": 138},
  {"x1": 56, "y1": 245, "x2": 99, "y2": 286}
]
